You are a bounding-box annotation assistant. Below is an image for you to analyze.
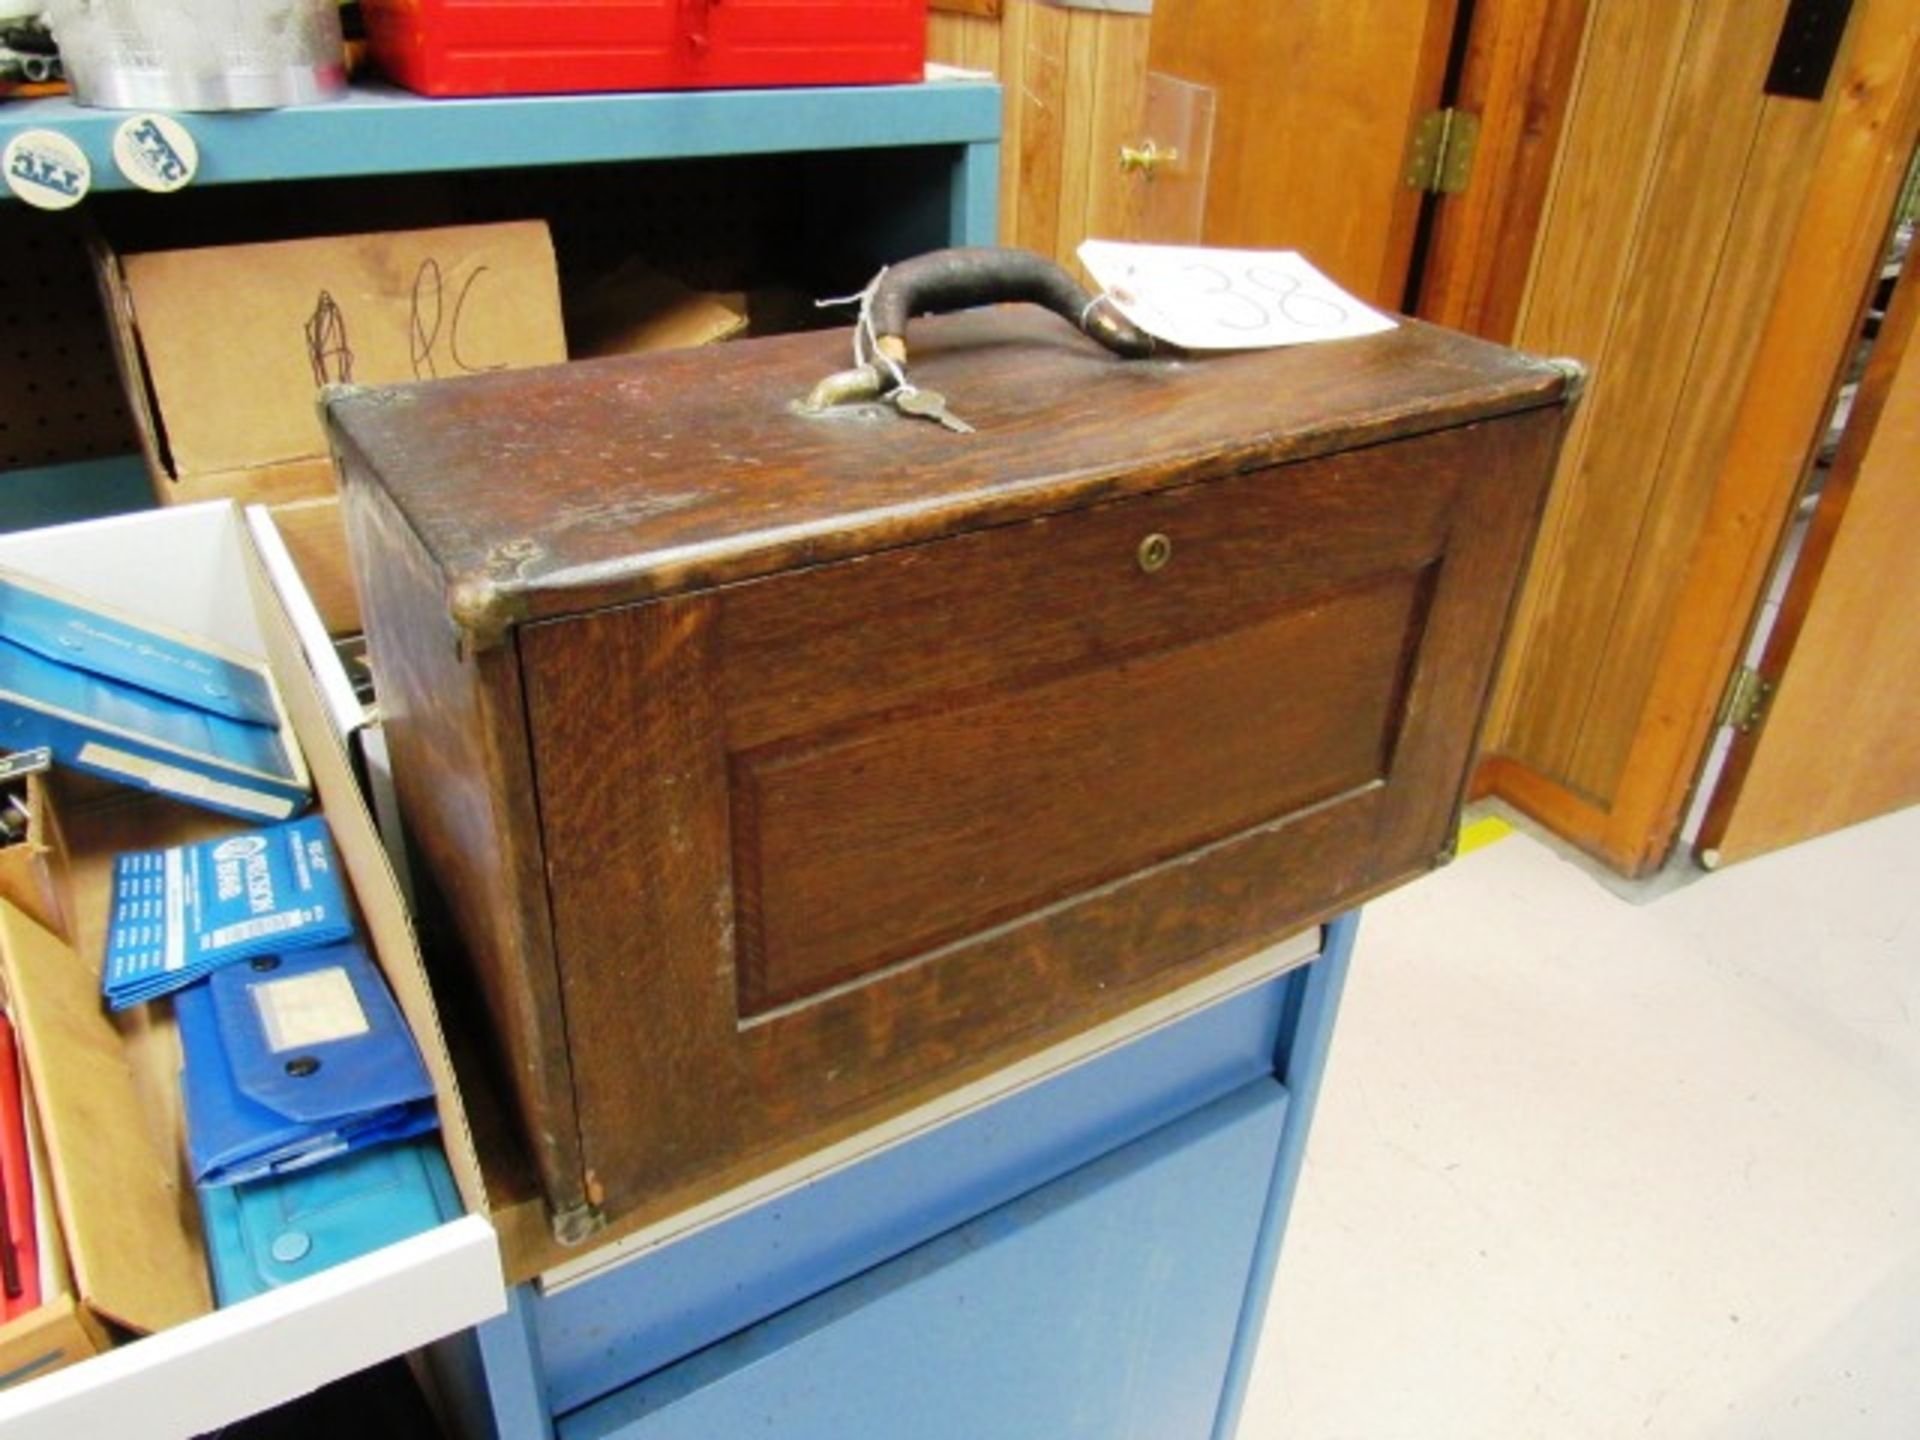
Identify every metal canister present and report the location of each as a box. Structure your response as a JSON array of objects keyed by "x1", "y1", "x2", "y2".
[{"x1": 45, "y1": 0, "x2": 346, "y2": 111}]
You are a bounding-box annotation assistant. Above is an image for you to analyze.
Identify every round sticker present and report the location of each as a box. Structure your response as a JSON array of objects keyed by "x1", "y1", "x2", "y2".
[
  {"x1": 3, "y1": 129, "x2": 91, "y2": 211},
  {"x1": 113, "y1": 113, "x2": 200, "y2": 194}
]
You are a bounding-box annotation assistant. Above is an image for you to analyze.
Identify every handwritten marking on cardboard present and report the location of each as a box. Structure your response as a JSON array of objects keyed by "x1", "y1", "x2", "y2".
[
  {"x1": 119, "y1": 222, "x2": 567, "y2": 478},
  {"x1": 408, "y1": 259, "x2": 509, "y2": 380},
  {"x1": 305, "y1": 290, "x2": 354, "y2": 385}
]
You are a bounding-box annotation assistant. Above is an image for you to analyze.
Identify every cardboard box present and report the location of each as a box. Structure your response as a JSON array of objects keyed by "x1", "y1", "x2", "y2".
[
  {"x1": 566, "y1": 258, "x2": 748, "y2": 360},
  {"x1": 91, "y1": 223, "x2": 569, "y2": 636},
  {"x1": 0, "y1": 506, "x2": 502, "y2": 1435},
  {"x1": 0, "y1": 762, "x2": 72, "y2": 944}
]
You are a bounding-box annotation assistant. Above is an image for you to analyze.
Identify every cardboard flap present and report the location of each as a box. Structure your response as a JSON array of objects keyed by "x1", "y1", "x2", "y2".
[
  {"x1": 0, "y1": 901, "x2": 211, "y2": 1335},
  {"x1": 0, "y1": 774, "x2": 73, "y2": 944},
  {"x1": 0, "y1": 1293, "x2": 109, "y2": 1389},
  {"x1": 239, "y1": 519, "x2": 491, "y2": 1220},
  {"x1": 121, "y1": 222, "x2": 567, "y2": 480},
  {"x1": 567, "y1": 259, "x2": 747, "y2": 359}
]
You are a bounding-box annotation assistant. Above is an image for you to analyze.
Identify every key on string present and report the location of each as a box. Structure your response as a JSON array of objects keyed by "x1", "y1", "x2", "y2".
[{"x1": 892, "y1": 386, "x2": 975, "y2": 434}]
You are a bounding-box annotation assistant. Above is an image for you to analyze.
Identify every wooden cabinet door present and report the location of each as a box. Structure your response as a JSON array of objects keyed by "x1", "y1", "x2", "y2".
[
  {"x1": 1694, "y1": 248, "x2": 1920, "y2": 867},
  {"x1": 930, "y1": 0, "x2": 1462, "y2": 307},
  {"x1": 1476, "y1": 0, "x2": 1920, "y2": 876},
  {"x1": 1141, "y1": 0, "x2": 1462, "y2": 306}
]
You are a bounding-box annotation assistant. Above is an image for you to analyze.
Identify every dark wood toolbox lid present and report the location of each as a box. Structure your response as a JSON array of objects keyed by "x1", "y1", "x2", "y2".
[{"x1": 325, "y1": 307, "x2": 1569, "y2": 634}]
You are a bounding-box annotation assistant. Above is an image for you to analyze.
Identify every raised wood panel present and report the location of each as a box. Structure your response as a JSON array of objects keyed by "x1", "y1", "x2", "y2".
[
  {"x1": 1143, "y1": 0, "x2": 1459, "y2": 305},
  {"x1": 733, "y1": 576, "x2": 1421, "y2": 1015},
  {"x1": 1699, "y1": 250, "x2": 1920, "y2": 863},
  {"x1": 523, "y1": 546, "x2": 1403, "y2": 1208}
]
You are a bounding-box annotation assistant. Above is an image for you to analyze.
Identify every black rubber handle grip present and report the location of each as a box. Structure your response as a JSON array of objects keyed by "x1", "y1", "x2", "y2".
[{"x1": 868, "y1": 247, "x2": 1155, "y2": 360}]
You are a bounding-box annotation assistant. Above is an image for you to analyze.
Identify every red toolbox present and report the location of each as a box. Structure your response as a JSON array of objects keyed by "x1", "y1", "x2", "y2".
[{"x1": 362, "y1": 0, "x2": 929, "y2": 98}]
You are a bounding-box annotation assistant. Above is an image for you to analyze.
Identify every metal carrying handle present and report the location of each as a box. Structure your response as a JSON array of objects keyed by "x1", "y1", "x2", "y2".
[{"x1": 867, "y1": 246, "x2": 1155, "y2": 364}]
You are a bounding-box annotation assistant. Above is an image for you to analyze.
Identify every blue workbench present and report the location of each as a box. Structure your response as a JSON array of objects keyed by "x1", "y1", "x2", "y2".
[{"x1": 432, "y1": 919, "x2": 1356, "y2": 1440}]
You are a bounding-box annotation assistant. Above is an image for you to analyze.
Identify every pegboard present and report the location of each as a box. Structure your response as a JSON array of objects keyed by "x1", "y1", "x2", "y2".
[
  {"x1": 0, "y1": 212, "x2": 138, "y2": 472},
  {"x1": 2, "y1": 150, "x2": 905, "y2": 478}
]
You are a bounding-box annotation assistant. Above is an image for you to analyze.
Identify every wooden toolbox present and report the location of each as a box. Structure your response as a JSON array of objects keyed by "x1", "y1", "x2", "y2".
[{"x1": 325, "y1": 303, "x2": 1575, "y2": 1243}]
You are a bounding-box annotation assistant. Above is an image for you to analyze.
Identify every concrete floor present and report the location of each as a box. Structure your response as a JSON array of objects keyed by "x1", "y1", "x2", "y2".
[{"x1": 1239, "y1": 804, "x2": 1920, "y2": 1438}]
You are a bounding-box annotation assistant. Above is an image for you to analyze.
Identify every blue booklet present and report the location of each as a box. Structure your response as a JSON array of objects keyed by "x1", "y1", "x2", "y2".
[
  {"x1": 0, "y1": 565, "x2": 281, "y2": 726},
  {"x1": 177, "y1": 939, "x2": 439, "y2": 1188},
  {"x1": 197, "y1": 1137, "x2": 461, "y2": 1306},
  {"x1": 0, "y1": 635, "x2": 309, "y2": 822},
  {"x1": 103, "y1": 817, "x2": 353, "y2": 1010}
]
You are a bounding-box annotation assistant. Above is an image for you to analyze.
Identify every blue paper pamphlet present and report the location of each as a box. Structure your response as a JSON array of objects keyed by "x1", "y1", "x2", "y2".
[{"x1": 103, "y1": 816, "x2": 353, "y2": 1009}]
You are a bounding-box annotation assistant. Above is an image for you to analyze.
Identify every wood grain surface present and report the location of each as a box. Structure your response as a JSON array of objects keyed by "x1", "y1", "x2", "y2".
[
  {"x1": 1480, "y1": 0, "x2": 1920, "y2": 873},
  {"x1": 1143, "y1": 0, "x2": 1460, "y2": 305},
  {"x1": 337, "y1": 463, "x2": 592, "y2": 1229},
  {"x1": 325, "y1": 308, "x2": 1566, "y2": 638},
  {"x1": 334, "y1": 308, "x2": 1570, "y2": 1235},
  {"x1": 1416, "y1": 0, "x2": 1592, "y2": 341},
  {"x1": 1498, "y1": 0, "x2": 1795, "y2": 788},
  {"x1": 731, "y1": 574, "x2": 1421, "y2": 1015},
  {"x1": 1699, "y1": 232, "x2": 1920, "y2": 863}
]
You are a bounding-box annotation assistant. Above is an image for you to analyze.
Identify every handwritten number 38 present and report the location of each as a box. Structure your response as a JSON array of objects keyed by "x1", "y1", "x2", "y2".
[{"x1": 1182, "y1": 263, "x2": 1351, "y2": 332}]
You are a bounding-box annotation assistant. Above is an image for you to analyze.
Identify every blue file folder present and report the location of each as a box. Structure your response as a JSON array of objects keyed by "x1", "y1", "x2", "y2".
[
  {"x1": 197, "y1": 1137, "x2": 462, "y2": 1306},
  {"x1": 0, "y1": 565, "x2": 281, "y2": 726},
  {"x1": 0, "y1": 635, "x2": 308, "y2": 822},
  {"x1": 177, "y1": 940, "x2": 439, "y2": 1188}
]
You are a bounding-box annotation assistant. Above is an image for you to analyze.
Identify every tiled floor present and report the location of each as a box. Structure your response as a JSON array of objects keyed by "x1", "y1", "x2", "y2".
[{"x1": 1239, "y1": 804, "x2": 1920, "y2": 1438}]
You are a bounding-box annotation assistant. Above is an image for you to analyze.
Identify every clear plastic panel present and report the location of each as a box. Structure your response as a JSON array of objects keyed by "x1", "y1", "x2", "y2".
[{"x1": 1131, "y1": 72, "x2": 1217, "y2": 244}]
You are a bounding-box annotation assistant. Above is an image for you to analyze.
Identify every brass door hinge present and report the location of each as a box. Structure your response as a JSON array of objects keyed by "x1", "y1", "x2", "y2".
[
  {"x1": 1405, "y1": 108, "x2": 1480, "y2": 195},
  {"x1": 1717, "y1": 664, "x2": 1776, "y2": 735}
]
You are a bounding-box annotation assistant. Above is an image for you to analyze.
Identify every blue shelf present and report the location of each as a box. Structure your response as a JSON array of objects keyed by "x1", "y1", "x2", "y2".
[
  {"x1": 0, "y1": 80, "x2": 1000, "y2": 197},
  {"x1": 1, "y1": 79, "x2": 1000, "y2": 533},
  {"x1": 0, "y1": 456, "x2": 153, "y2": 532}
]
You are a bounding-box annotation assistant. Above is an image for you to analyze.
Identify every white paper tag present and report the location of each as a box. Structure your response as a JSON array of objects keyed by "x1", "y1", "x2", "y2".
[
  {"x1": 252, "y1": 966, "x2": 370, "y2": 1053},
  {"x1": 1077, "y1": 241, "x2": 1397, "y2": 351}
]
